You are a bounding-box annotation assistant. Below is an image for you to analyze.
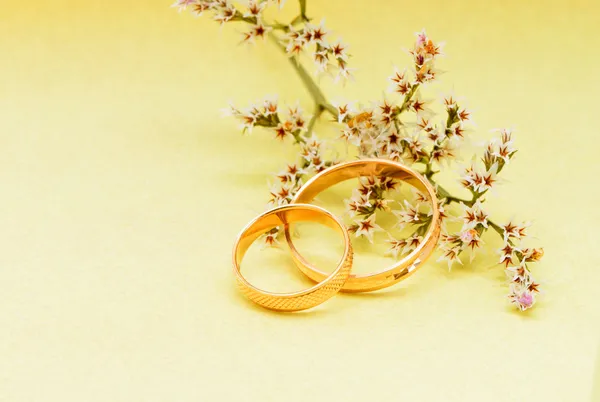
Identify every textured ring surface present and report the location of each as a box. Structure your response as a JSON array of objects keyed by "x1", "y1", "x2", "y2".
[{"x1": 233, "y1": 204, "x2": 353, "y2": 312}]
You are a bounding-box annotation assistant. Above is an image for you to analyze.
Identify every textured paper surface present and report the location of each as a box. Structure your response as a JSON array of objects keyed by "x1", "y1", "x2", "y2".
[{"x1": 1, "y1": 1, "x2": 599, "y2": 401}]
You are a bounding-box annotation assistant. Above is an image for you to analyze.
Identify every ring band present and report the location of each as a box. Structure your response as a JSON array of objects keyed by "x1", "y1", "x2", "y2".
[
  {"x1": 288, "y1": 159, "x2": 441, "y2": 293},
  {"x1": 232, "y1": 204, "x2": 353, "y2": 311}
]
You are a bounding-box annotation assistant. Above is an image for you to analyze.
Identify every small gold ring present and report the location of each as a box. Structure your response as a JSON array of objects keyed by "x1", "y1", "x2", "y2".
[
  {"x1": 232, "y1": 204, "x2": 353, "y2": 311},
  {"x1": 288, "y1": 159, "x2": 441, "y2": 293}
]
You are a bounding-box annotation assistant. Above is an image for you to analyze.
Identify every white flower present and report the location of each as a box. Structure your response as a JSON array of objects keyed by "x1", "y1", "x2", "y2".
[
  {"x1": 171, "y1": 0, "x2": 197, "y2": 12},
  {"x1": 460, "y1": 200, "x2": 488, "y2": 230},
  {"x1": 313, "y1": 50, "x2": 330, "y2": 73},
  {"x1": 430, "y1": 139, "x2": 457, "y2": 164},
  {"x1": 459, "y1": 163, "x2": 476, "y2": 189},
  {"x1": 450, "y1": 122, "x2": 466, "y2": 138},
  {"x1": 283, "y1": 27, "x2": 306, "y2": 56},
  {"x1": 388, "y1": 67, "x2": 410, "y2": 94},
  {"x1": 501, "y1": 221, "x2": 529, "y2": 242},
  {"x1": 242, "y1": 21, "x2": 272, "y2": 43},
  {"x1": 268, "y1": 182, "x2": 295, "y2": 206},
  {"x1": 334, "y1": 62, "x2": 354, "y2": 84},
  {"x1": 494, "y1": 141, "x2": 516, "y2": 164},
  {"x1": 505, "y1": 263, "x2": 529, "y2": 283},
  {"x1": 191, "y1": 1, "x2": 213, "y2": 16},
  {"x1": 405, "y1": 234, "x2": 423, "y2": 252},
  {"x1": 437, "y1": 244, "x2": 463, "y2": 270},
  {"x1": 353, "y1": 214, "x2": 382, "y2": 243},
  {"x1": 457, "y1": 108, "x2": 471, "y2": 122},
  {"x1": 305, "y1": 19, "x2": 328, "y2": 46},
  {"x1": 478, "y1": 162, "x2": 498, "y2": 193},
  {"x1": 394, "y1": 199, "x2": 421, "y2": 228},
  {"x1": 410, "y1": 94, "x2": 432, "y2": 116},
  {"x1": 491, "y1": 129, "x2": 517, "y2": 164},
  {"x1": 428, "y1": 198, "x2": 448, "y2": 225},
  {"x1": 521, "y1": 247, "x2": 544, "y2": 263},
  {"x1": 330, "y1": 41, "x2": 349, "y2": 62},
  {"x1": 345, "y1": 189, "x2": 372, "y2": 217},
  {"x1": 239, "y1": 111, "x2": 257, "y2": 133},
  {"x1": 340, "y1": 127, "x2": 361, "y2": 147},
  {"x1": 332, "y1": 101, "x2": 353, "y2": 123},
  {"x1": 462, "y1": 162, "x2": 497, "y2": 193},
  {"x1": 442, "y1": 92, "x2": 458, "y2": 109},
  {"x1": 213, "y1": 3, "x2": 236, "y2": 24},
  {"x1": 459, "y1": 228, "x2": 482, "y2": 251},
  {"x1": 244, "y1": 0, "x2": 266, "y2": 18},
  {"x1": 387, "y1": 234, "x2": 423, "y2": 258},
  {"x1": 263, "y1": 97, "x2": 278, "y2": 115},
  {"x1": 286, "y1": 104, "x2": 307, "y2": 132},
  {"x1": 498, "y1": 242, "x2": 516, "y2": 266},
  {"x1": 261, "y1": 230, "x2": 281, "y2": 248},
  {"x1": 412, "y1": 187, "x2": 428, "y2": 203},
  {"x1": 276, "y1": 163, "x2": 306, "y2": 184},
  {"x1": 404, "y1": 134, "x2": 426, "y2": 162}
]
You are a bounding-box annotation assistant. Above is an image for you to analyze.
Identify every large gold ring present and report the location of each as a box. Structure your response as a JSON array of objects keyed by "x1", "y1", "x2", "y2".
[
  {"x1": 232, "y1": 204, "x2": 353, "y2": 311},
  {"x1": 288, "y1": 159, "x2": 441, "y2": 293}
]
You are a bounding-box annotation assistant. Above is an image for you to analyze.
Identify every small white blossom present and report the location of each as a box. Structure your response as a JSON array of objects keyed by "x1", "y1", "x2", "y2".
[
  {"x1": 171, "y1": 0, "x2": 198, "y2": 12},
  {"x1": 388, "y1": 68, "x2": 411, "y2": 95},
  {"x1": 305, "y1": 19, "x2": 328, "y2": 46},
  {"x1": 394, "y1": 199, "x2": 421, "y2": 228},
  {"x1": 268, "y1": 182, "x2": 296, "y2": 206},
  {"x1": 330, "y1": 41, "x2": 349, "y2": 62},
  {"x1": 244, "y1": 0, "x2": 266, "y2": 18},
  {"x1": 275, "y1": 163, "x2": 306, "y2": 184},
  {"x1": 478, "y1": 162, "x2": 499, "y2": 192},
  {"x1": 345, "y1": 189, "x2": 372, "y2": 217},
  {"x1": 460, "y1": 200, "x2": 488, "y2": 230},
  {"x1": 213, "y1": 3, "x2": 237, "y2": 24},
  {"x1": 261, "y1": 230, "x2": 281, "y2": 248},
  {"x1": 242, "y1": 21, "x2": 272, "y2": 43},
  {"x1": 437, "y1": 244, "x2": 463, "y2": 270},
  {"x1": 498, "y1": 242, "x2": 516, "y2": 266},
  {"x1": 505, "y1": 262, "x2": 530, "y2": 283},
  {"x1": 387, "y1": 234, "x2": 423, "y2": 258},
  {"x1": 459, "y1": 228, "x2": 482, "y2": 251},
  {"x1": 501, "y1": 220, "x2": 529, "y2": 242},
  {"x1": 352, "y1": 214, "x2": 382, "y2": 243}
]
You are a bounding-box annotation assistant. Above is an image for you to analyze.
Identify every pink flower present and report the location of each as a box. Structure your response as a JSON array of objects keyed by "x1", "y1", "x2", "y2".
[
  {"x1": 517, "y1": 291, "x2": 534, "y2": 310},
  {"x1": 509, "y1": 284, "x2": 536, "y2": 311}
]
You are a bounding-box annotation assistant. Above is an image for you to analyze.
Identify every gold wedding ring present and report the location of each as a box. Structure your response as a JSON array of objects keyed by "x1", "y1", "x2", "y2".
[
  {"x1": 232, "y1": 204, "x2": 353, "y2": 312},
  {"x1": 288, "y1": 159, "x2": 441, "y2": 293}
]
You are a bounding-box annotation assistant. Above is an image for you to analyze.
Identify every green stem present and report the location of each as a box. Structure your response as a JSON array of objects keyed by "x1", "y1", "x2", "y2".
[
  {"x1": 428, "y1": 179, "x2": 470, "y2": 204},
  {"x1": 306, "y1": 105, "x2": 324, "y2": 136},
  {"x1": 267, "y1": 32, "x2": 338, "y2": 119},
  {"x1": 298, "y1": 0, "x2": 308, "y2": 20},
  {"x1": 396, "y1": 84, "x2": 419, "y2": 114},
  {"x1": 488, "y1": 220, "x2": 505, "y2": 238}
]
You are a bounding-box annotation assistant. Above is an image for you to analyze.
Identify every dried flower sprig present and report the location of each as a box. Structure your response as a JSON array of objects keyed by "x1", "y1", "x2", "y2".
[{"x1": 174, "y1": 0, "x2": 544, "y2": 311}]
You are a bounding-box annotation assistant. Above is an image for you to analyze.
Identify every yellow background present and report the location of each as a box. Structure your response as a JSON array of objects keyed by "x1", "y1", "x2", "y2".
[{"x1": 1, "y1": 0, "x2": 599, "y2": 401}]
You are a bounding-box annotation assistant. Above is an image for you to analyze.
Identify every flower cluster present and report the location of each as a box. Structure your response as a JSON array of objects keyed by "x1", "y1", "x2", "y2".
[
  {"x1": 173, "y1": 0, "x2": 351, "y2": 80},
  {"x1": 283, "y1": 20, "x2": 351, "y2": 80},
  {"x1": 499, "y1": 221, "x2": 543, "y2": 311},
  {"x1": 345, "y1": 176, "x2": 398, "y2": 242},
  {"x1": 437, "y1": 200, "x2": 487, "y2": 268},
  {"x1": 175, "y1": 1, "x2": 544, "y2": 311},
  {"x1": 225, "y1": 98, "x2": 305, "y2": 139}
]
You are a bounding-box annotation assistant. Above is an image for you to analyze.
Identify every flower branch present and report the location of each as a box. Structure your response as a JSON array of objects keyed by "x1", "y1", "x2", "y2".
[{"x1": 174, "y1": 0, "x2": 544, "y2": 311}]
